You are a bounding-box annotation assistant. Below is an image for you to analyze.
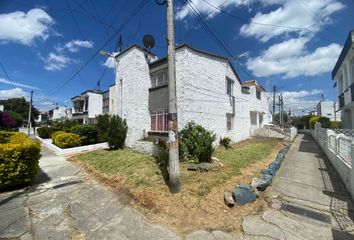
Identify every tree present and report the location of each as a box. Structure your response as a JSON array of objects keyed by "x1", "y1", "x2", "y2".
[
  {"x1": 273, "y1": 112, "x2": 289, "y2": 125},
  {"x1": 0, "y1": 111, "x2": 16, "y2": 129},
  {"x1": 0, "y1": 97, "x2": 39, "y2": 124}
]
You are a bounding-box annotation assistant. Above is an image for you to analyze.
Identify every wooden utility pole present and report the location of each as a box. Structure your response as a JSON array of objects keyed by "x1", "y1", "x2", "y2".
[
  {"x1": 166, "y1": 0, "x2": 180, "y2": 193},
  {"x1": 272, "y1": 85, "x2": 276, "y2": 123},
  {"x1": 27, "y1": 90, "x2": 33, "y2": 136}
]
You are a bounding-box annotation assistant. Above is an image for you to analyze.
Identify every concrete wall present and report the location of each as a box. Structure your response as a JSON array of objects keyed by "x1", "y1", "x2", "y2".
[
  {"x1": 129, "y1": 141, "x2": 159, "y2": 156},
  {"x1": 312, "y1": 124, "x2": 354, "y2": 200},
  {"x1": 109, "y1": 84, "x2": 118, "y2": 115},
  {"x1": 87, "y1": 92, "x2": 103, "y2": 118},
  {"x1": 116, "y1": 47, "x2": 152, "y2": 146}
]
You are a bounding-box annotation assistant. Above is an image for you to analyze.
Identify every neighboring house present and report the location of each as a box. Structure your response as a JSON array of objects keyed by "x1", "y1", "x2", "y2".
[
  {"x1": 113, "y1": 44, "x2": 271, "y2": 146},
  {"x1": 49, "y1": 106, "x2": 71, "y2": 121},
  {"x1": 36, "y1": 111, "x2": 49, "y2": 124},
  {"x1": 332, "y1": 30, "x2": 354, "y2": 128},
  {"x1": 316, "y1": 101, "x2": 341, "y2": 121},
  {"x1": 71, "y1": 85, "x2": 117, "y2": 124},
  {"x1": 0, "y1": 105, "x2": 4, "y2": 112}
]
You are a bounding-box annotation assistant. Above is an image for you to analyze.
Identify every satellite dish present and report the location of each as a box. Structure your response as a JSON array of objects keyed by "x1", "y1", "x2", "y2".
[{"x1": 143, "y1": 34, "x2": 155, "y2": 50}]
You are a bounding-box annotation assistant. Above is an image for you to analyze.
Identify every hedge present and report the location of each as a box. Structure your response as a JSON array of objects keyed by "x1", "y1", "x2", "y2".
[
  {"x1": 52, "y1": 132, "x2": 81, "y2": 149},
  {"x1": 70, "y1": 124, "x2": 97, "y2": 145},
  {"x1": 309, "y1": 116, "x2": 330, "y2": 129},
  {"x1": 37, "y1": 126, "x2": 52, "y2": 138},
  {"x1": 0, "y1": 131, "x2": 41, "y2": 191}
]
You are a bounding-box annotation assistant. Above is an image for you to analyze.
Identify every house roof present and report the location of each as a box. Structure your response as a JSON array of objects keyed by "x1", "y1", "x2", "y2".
[
  {"x1": 148, "y1": 44, "x2": 242, "y2": 84},
  {"x1": 332, "y1": 30, "x2": 354, "y2": 79},
  {"x1": 71, "y1": 89, "x2": 103, "y2": 100},
  {"x1": 113, "y1": 44, "x2": 156, "y2": 60},
  {"x1": 241, "y1": 80, "x2": 266, "y2": 92}
]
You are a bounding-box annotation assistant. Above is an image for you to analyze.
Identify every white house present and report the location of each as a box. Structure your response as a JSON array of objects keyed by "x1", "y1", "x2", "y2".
[
  {"x1": 71, "y1": 85, "x2": 118, "y2": 124},
  {"x1": 113, "y1": 44, "x2": 271, "y2": 146},
  {"x1": 316, "y1": 101, "x2": 341, "y2": 121},
  {"x1": 332, "y1": 30, "x2": 354, "y2": 128}
]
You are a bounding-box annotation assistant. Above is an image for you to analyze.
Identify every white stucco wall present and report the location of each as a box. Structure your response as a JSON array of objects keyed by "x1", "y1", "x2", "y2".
[
  {"x1": 87, "y1": 92, "x2": 103, "y2": 118},
  {"x1": 115, "y1": 45, "x2": 271, "y2": 145},
  {"x1": 317, "y1": 101, "x2": 341, "y2": 121},
  {"x1": 116, "y1": 48, "x2": 152, "y2": 146},
  {"x1": 109, "y1": 84, "x2": 118, "y2": 115}
]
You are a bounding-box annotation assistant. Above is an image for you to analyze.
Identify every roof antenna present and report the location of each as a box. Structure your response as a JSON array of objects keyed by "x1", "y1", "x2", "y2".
[
  {"x1": 143, "y1": 34, "x2": 155, "y2": 63},
  {"x1": 118, "y1": 34, "x2": 123, "y2": 52}
]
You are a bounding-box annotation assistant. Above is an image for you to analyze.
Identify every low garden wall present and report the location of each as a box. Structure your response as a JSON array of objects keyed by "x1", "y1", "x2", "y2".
[
  {"x1": 129, "y1": 141, "x2": 160, "y2": 157},
  {"x1": 36, "y1": 136, "x2": 108, "y2": 156}
]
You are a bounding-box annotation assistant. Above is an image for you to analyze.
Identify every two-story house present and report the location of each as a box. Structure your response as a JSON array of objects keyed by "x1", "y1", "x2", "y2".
[
  {"x1": 332, "y1": 30, "x2": 354, "y2": 128},
  {"x1": 113, "y1": 44, "x2": 271, "y2": 146},
  {"x1": 71, "y1": 84, "x2": 118, "y2": 124}
]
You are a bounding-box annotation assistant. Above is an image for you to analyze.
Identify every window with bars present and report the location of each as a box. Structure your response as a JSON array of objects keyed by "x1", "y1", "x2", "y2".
[
  {"x1": 151, "y1": 109, "x2": 168, "y2": 132},
  {"x1": 227, "y1": 114, "x2": 233, "y2": 130},
  {"x1": 226, "y1": 78, "x2": 234, "y2": 96},
  {"x1": 151, "y1": 69, "x2": 168, "y2": 88}
]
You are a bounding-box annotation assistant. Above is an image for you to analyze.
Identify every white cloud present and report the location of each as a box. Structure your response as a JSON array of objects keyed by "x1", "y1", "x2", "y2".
[
  {"x1": 240, "y1": 0, "x2": 344, "y2": 42},
  {"x1": 279, "y1": 89, "x2": 323, "y2": 114},
  {"x1": 176, "y1": 0, "x2": 255, "y2": 20},
  {"x1": 64, "y1": 40, "x2": 94, "y2": 53},
  {"x1": 0, "y1": 87, "x2": 30, "y2": 100},
  {"x1": 0, "y1": 8, "x2": 54, "y2": 45},
  {"x1": 42, "y1": 52, "x2": 71, "y2": 71},
  {"x1": 246, "y1": 37, "x2": 342, "y2": 78},
  {"x1": 0, "y1": 78, "x2": 38, "y2": 90}
]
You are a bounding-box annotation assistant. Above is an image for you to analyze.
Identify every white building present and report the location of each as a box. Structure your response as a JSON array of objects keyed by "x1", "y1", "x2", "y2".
[
  {"x1": 71, "y1": 85, "x2": 117, "y2": 124},
  {"x1": 113, "y1": 44, "x2": 271, "y2": 146},
  {"x1": 316, "y1": 101, "x2": 341, "y2": 121},
  {"x1": 332, "y1": 30, "x2": 354, "y2": 128}
]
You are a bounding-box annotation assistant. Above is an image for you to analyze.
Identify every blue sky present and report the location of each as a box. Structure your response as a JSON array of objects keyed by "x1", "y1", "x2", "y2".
[{"x1": 0, "y1": 0, "x2": 353, "y2": 115}]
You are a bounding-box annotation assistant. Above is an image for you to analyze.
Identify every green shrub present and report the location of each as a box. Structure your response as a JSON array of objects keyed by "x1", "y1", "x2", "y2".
[
  {"x1": 51, "y1": 120, "x2": 78, "y2": 132},
  {"x1": 219, "y1": 136, "x2": 232, "y2": 150},
  {"x1": 0, "y1": 131, "x2": 40, "y2": 191},
  {"x1": 330, "y1": 121, "x2": 340, "y2": 129},
  {"x1": 179, "y1": 121, "x2": 216, "y2": 163},
  {"x1": 107, "y1": 115, "x2": 127, "y2": 149},
  {"x1": 37, "y1": 127, "x2": 52, "y2": 139},
  {"x1": 8, "y1": 111, "x2": 23, "y2": 127},
  {"x1": 0, "y1": 131, "x2": 13, "y2": 144},
  {"x1": 70, "y1": 124, "x2": 97, "y2": 145},
  {"x1": 96, "y1": 114, "x2": 110, "y2": 142},
  {"x1": 53, "y1": 132, "x2": 81, "y2": 149},
  {"x1": 309, "y1": 116, "x2": 330, "y2": 129},
  {"x1": 51, "y1": 131, "x2": 67, "y2": 142}
]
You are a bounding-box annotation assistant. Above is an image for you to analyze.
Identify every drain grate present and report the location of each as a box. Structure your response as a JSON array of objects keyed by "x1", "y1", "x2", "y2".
[{"x1": 280, "y1": 203, "x2": 331, "y2": 224}]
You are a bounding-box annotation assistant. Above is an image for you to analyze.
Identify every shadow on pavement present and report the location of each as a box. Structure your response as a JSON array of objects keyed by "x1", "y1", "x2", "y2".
[{"x1": 298, "y1": 133, "x2": 320, "y2": 154}]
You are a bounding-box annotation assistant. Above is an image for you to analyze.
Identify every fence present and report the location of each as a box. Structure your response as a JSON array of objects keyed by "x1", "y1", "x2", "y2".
[{"x1": 312, "y1": 123, "x2": 354, "y2": 200}]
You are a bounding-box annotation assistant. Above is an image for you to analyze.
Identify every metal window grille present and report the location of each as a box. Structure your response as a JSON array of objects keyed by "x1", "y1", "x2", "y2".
[
  {"x1": 151, "y1": 109, "x2": 168, "y2": 132},
  {"x1": 151, "y1": 70, "x2": 168, "y2": 88}
]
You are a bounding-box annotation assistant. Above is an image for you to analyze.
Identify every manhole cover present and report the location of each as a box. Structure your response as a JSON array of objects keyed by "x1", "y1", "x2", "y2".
[{"x1": 280, "y1": 203, "x2": 331, "y2": 224}]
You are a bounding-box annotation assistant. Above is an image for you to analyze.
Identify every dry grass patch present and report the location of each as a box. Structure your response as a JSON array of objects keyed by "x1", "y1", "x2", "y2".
[{"x1": 71, "y1": 138, "x2": 284, "y2": 236}]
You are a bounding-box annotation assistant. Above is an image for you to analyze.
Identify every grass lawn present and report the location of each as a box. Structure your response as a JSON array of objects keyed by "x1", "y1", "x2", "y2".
[{"x1": 72, "y1": 138, "x2": 284, "y2": 235}]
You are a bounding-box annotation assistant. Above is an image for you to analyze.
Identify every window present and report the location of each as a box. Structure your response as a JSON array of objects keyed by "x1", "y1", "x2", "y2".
[
  {"x1": 226, "y1": 78, "x2": 234, "y2": 96},
  {"x1": 256, "y1": 90, "x2": 261, "y2": 100},
  {"x1": 151, "y1": 109, "x2": 168, "y2": 132},
  {"x1": 343, "y1": 65, "x2": 348, "y2": 90},
  {"x1": 226, "y1": 114, "x2": 233, "y2": 130},
  {"x1": 151, "y1": 69, "x2": 168, "y2": 88}
]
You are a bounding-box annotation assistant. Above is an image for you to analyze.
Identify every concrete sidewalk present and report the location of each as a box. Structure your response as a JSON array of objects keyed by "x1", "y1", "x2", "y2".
[{"x1": 242, "y1": 134, "x2": 354, "y2": 239}]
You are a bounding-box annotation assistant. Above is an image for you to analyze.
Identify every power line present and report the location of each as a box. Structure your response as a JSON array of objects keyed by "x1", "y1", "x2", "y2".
[
  {"x1": 43, "y1": 0, "x2": 150, "y2": 99},
  {"x1": 65, "y1": 0, "x2": 85, "y2": 39}
]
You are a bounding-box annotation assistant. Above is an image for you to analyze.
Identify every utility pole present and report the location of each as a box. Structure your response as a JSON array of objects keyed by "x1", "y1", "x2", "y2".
[
  {"x1": 27, "y1": 90, "x2": 33, "y2": 136},
  {"x1": 272, "y1": 85, "x2": 276, "y2": 123},
  {"x1": 166, "y1": 0, "x2": 180, "y2": 193},
  {"x1": 278, "y1": 95, "x2": 282, "y2": 127}
]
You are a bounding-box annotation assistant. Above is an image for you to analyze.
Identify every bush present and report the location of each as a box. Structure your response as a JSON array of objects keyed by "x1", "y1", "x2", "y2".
[
  {"x1": 330, "y1": 121, "x2": 340, "y2": 129},
  {"x1": 52, "y1": 132, "x2": 81, "y2": 149},
  {"x1": 219, "y1": 136, "x2": 232, "y2": 150},
  {"x1": 96, "y1": 114, "x2": 110, "y2": 142},
  {"x1": 0, "y1": 131, "x2": 40, "y2": 191},
  {"x1": 8, "y1": 111, "x2": 23, "y2": 127},
  {"x1": 179, "y1": 121, "x2": 216, "y2": 163},
  {"x1": 51, "y1": 120, "x2": 78, "y2": 132},
  {"x1": 70, "y1": 124, "x2": 97, "y2": 145},
  {"x1": 51, "y1": 131, "x2": 67, "y2": 141},
  {"x1": 309, "y1": 116, "x2": 330, "y2": 129},
  {"x1": 107, "y1": 115, "x2": 127, "y2": 149},
  {"x1": 37, "y1": 127, "x2": 52, "y2": 139}
]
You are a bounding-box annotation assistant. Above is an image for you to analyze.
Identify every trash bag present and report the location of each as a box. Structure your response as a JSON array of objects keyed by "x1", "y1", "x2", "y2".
[
  {"x1": 260, "y1": 168, "x2": 271, "y2": 175},
  {"x1": 259, "y1": 173, "x2": 273, "y2": 186},
  {"x1": 232, "y1": 184, "x2": 257, "y2": 205},
  {"x1": 251, "y1": 177, "x2": 271, "y2": 191},
  {"x1": 268, "y1": 161, "x2": 280, "y2": 175},
  {"x1": 276, "y1": 152, "x2": 285, "y2": 162}
]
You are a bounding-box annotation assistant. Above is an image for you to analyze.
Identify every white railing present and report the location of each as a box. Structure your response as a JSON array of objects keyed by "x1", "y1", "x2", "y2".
[{"x1": 312, "y1": 122, "x2": 354, "y2": 200}]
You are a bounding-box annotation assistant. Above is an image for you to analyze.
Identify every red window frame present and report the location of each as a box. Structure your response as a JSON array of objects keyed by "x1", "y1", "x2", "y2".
[{"x1": 151, "y1": 109, "x2": 168, "y2": 132}]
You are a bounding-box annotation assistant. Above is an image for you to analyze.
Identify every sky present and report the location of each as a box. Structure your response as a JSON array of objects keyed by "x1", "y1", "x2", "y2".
[{"x1": 0, "y1": 0, "x2": 353, "y2": 115}]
